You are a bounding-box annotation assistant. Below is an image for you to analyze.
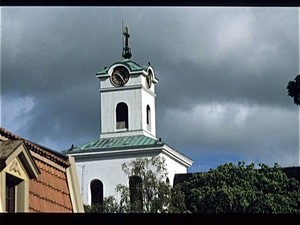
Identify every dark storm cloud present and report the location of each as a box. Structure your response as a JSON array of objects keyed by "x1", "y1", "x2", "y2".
[
  {"x1": 4, "y1": 9, "x2": 102, "y2": 93},
  {"x1": 2, "y1": 7, "x2": 299, "y2": 170},
  {"x1": 19, "y1": 84, "x2": 101, "y2": 150}
]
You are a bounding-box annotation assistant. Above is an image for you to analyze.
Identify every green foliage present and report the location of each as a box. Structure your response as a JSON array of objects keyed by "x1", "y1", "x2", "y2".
[
  {"x1": 287, "y1": 75, "x2": 300, "y2": 106},
  {"x1": 85, "y1": 159, "x2": 299, "y2": 214},
  {"x1": 168, "y1": 184, "x2": 190, "y2": 213},
  {"x1": 180, "y1": 162, "x2": 300, "y2": 213},
  {"x1": 115, "y1": 156, "x2": 173, "y2": 213},
  {"x1": 88, "y1": 156, "x2": 185, "y2": 213},
  {"x1": 84, "y1": 157, "x2": 177, "y2": 213},
  {"x1": 84, "y1": 196, "x2": 120, "y2": 213}
]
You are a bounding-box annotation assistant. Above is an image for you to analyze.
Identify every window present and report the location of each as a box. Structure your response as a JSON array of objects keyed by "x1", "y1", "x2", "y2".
[
  {"x1": 166, "y1": 177, "x2": 170, "y2": 185},
  {"x1": 129, "y1": 175, "x2": 143, "y2": 212},
  {"x1": 116, "y1": 102, "x2": 128, "y2": 130},
  {"x1": 5, "y1": 174, "x2": 22, "y2": 213},
  {"x1": 6, "y1": 179, "x2": 15, "y2": 212},
  {"x1": 146, "y1": 105, "x2": 151, "y2": 132},
  {"x1": 90, "y1": 179, "x2": 103, "y2": 206}
]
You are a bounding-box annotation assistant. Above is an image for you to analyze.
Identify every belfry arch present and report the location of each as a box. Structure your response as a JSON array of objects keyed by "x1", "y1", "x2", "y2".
[
  {"x1": 146, "y1": 105, "x2": 151, "y2": 132},
  {"x1": 116, "y1": 102, "x2": 128, "y2": 130}
]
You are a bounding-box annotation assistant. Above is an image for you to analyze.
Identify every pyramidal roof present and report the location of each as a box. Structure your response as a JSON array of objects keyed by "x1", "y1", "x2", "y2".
[{"x1": 63, "y1": 135, "x2": 164, "y2": 153}]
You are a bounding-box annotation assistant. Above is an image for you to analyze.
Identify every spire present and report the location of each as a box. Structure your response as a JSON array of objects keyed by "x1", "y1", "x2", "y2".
[{"x1": 122, "y1": 26, "x2": 132, "y2": 59}]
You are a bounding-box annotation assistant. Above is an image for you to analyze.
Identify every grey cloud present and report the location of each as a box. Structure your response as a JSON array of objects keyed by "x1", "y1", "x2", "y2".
[{"x1": 2, "y1": 7, "x2": 299, "y2": 172}]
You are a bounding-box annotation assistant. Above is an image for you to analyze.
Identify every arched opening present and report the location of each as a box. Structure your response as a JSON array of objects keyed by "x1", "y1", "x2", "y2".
[
  {"x1": 90, "y1": 179, "x2": 103, "y2": 206},
  {"x1": 146, "y1": 105, "x2": 151, "y2": 132},
  {"x1": 129, "y1": 175, "x2": 143, "y2": 212},
  {"x1": 166, "y1": 177, "x2": 170, "y2": 185},
  {"x1": 116, "y1": 102, "x2": 128, "y2": 129}
]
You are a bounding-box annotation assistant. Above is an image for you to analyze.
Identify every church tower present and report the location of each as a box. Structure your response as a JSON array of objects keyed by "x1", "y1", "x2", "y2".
[
  {"x1": 96, "y1": 27, "x2": 158, "y2": 139},
  {"x1": 63, "y1": 26, "x2": 193, "y2": 206}
]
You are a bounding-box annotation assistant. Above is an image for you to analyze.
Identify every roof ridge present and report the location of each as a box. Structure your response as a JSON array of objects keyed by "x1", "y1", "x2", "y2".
[{"x1": 0, "y1": 127, "x2": 70, "y2": 168}]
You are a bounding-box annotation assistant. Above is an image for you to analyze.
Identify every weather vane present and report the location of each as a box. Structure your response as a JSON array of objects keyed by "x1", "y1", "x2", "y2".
[{"x1": 122, "y1": 24, "x2": 132, "y2": 59}]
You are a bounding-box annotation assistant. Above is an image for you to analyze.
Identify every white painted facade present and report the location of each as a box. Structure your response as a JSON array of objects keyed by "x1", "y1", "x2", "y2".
[
  {"x1": 68, "y1": 144, "x2": 192, "y2": 205},
  {"x1": 64, "y1": 34, "x2": 193, "y2": 206},
  {"x1": 98, "y1": 63, "x2": 157, "y2": 139}
]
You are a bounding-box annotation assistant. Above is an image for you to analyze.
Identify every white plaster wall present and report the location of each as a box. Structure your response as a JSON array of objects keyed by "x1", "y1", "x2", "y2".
[
  {"x1": 160, "y1": 153, "x2": 187, "y2": 186},
  {"x1": 99, "y1": 64, "x2": 157, "y2": 138},
  {"x1": 100, "y1": 87, "x2": 156, "y2": 138},
  {"x1": 75, "y1": 157, "x2": 132, "y2": 205},
  {"x1": 74, "y1": 154, "x2": 160, "y2": 205},
  {"x1": 71, "y1": 149, "x2": 190, "y2": 205},
  {"x1": 141, "y1": 89, "x2": 156, "y2": 137},
  {"x1": 101, "y1": 88, "x2": 142, "y2": 133}
]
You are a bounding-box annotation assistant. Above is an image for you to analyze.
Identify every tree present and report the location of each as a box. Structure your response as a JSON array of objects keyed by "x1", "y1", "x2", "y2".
[
  {"x1": 179, "y1": 162, "x2": 300, "y2": 213},
  {"x1": 287, "y1": 75, "x2": 300, "y2": 105},
  {"x1": 84, "y1": 156, "x2": 188, "y2": 213},
  {"x1": 115, "y1": 156, "x2": 172, "y2": 213},
  {"x1": 84, "y1": 196, "x2": 119, "y2": 213}
]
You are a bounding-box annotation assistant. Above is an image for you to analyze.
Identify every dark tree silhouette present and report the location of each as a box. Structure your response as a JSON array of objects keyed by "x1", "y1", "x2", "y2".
[
  {"x1": 179, "y1": 162, "x2": 300, "y2": 213},
  {"x1": 287, "y1": 75, "x2": 300, "y2": 106}
]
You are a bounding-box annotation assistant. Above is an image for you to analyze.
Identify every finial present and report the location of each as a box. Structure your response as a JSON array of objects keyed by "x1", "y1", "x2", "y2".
[{"x1": 122, "y1": 26, "x2": 132, "y2": 59}]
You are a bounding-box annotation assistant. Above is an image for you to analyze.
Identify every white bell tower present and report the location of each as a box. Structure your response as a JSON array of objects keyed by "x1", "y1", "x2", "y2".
[
  {"x1": 63, "y1": 26, "x2": 193, "y2": 205},
  {"x1": 96, "y1": 26, "x2": 158, "y2": 139}
]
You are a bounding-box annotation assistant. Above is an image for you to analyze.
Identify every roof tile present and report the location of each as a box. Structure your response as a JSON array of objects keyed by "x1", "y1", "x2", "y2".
[
  {"x1": 29, "y1": 153, "x2": 72, "y2": 212},
  {"x1": 0, "y1": 127, "x2": 70, "y2": 167},
  {"x1": 0, "y1": 127, "x2": 76, "y2": 213}
]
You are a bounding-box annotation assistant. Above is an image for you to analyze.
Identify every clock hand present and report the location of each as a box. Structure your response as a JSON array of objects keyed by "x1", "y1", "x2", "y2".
[{"x1": 115, "y1": 72, "x2": 125, "y2": 83}]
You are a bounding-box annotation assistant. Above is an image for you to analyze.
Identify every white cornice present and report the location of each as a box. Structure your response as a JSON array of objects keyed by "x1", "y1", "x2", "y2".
[
  {"x1": 99, "y1": 85, "x2": 156, "y2": 97},
  {"x1": 142, "y1": 85, "x2": 156, "y2": 97},
  {"x1": 66, "y1": 146, "x2": 162, "y2": 161},
  {"x1": 96, "y1": 70, "x2": 145, "y2": 79},
  {"x1": 99, "y1": 84, "x2": 142, "y2": 92},
  {"x1": 65, "y1": 144, "x2": 193, "y2": 168},
  {"x1": 161, "y1": 144, "x2": 194, "y2": 167},
  {"x1": 100, "y1": 130, "x2": 157, "y2": 139}
]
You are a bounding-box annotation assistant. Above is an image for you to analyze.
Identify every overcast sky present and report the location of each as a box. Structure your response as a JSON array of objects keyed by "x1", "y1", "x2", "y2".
[{"x1": 1, "y1": 7, "x2": 299, "y2": 172}]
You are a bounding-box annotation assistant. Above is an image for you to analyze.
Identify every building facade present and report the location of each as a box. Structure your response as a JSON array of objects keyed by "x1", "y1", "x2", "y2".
[
  {"x1": 0, "y1": 127, "x2": 84, "y2": 213},
  {"x1": 63, "y1": 27, "x2": 193, "y2": 206}
]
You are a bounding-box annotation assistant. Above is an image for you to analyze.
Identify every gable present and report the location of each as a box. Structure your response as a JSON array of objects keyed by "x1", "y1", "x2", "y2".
[
  {"x1": 0, "y1": 140, "x2": 40, "y2": 180},
  {"x1": 0, "y1": 127, "x2": 84, "y2": 213}
]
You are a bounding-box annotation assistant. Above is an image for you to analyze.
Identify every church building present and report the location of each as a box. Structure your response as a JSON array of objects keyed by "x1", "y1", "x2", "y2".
[{"x1": 63, "y1": 26, "x2": 193, "y2": 206}]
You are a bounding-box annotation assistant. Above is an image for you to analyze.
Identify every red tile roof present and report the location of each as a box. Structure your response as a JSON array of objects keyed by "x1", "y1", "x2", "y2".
[
  {"x1": 0, "y1": 127, "x2": 70, "y2": 168},
  {"x1": 29, "y1": 159, "x2": 73, "y2": 212},
  {"x1": 0, "y1": 127, "x2": 74, "y2": 213}
]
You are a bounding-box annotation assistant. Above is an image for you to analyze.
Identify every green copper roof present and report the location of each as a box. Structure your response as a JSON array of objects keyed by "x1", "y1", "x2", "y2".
[
  {"x1": 123, "y1": 59, "x2": 148, "y2": 71},
  {"x1": 63, "y1": 135, "x2": 163, "y2": 153},
  {"x1": 96, "y1": 59, "x2": 149, "y2": 76}
]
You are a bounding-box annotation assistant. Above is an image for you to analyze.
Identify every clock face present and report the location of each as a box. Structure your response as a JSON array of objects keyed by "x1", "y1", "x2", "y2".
[
  {"x1": 146, "y1": 70, "x2": 152, "y2": 88},
  {"x1": 111, "y1": 66, "x2": 130, "y2": 86}
]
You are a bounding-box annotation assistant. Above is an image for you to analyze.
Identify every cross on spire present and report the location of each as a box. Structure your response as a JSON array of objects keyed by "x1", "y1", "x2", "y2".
[{"x1": 122, "y1": 26, "x2": 132, "y2": 59}]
